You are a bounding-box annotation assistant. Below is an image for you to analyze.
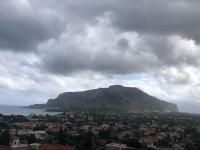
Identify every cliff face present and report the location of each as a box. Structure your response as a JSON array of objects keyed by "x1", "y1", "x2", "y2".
[{"x1": 46, "y1": 85, "x2": 178, "y2": 113}]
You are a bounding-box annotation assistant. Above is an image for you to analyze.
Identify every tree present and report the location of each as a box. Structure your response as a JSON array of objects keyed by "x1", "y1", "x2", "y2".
[
  {"x1": 0, "y1": 122, "x2": 9, "y2": 129},
  {"x1": 83, "y1": 131, "x2": 93, "y2": 148},
  {"x1": 27, "y1": 134, "x2": 36, "y2": 144},
  {"x1": 0, "y1": 130, "x2": 10, "y2": 146},
  {"x1": 58, "y1": 125, "x2": 66, "y2": 145},
  {"x1": 122, "y1": 137, "x2": 142, "y2": 148},
  {"x1": 44, "y1": 135, "x2": 54, "y2": 143},
  {"x1": 33, "y1": 123, "x2": 46, "y2": 131},
  {"x1": 78, "y1": 131, "x2": 93, "y2": 150},
  {"x1": 99, "y1": 128, "x2": 111, "y2": 139}
]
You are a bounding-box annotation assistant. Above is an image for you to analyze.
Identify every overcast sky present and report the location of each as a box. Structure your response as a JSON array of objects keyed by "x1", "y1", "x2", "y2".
[{"x1": 1, "y1": 0, "x2": 200, "y2": 113}]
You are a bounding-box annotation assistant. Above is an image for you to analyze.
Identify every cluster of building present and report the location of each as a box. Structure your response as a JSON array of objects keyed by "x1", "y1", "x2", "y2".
[{"x1": 0, "y1": 111, "x2": 200, "y2": 150}]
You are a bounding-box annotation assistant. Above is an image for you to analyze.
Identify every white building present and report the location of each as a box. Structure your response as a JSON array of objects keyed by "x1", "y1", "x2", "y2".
[{"x1": 106, "y1": 143, "x2": 128, "y2": 150}]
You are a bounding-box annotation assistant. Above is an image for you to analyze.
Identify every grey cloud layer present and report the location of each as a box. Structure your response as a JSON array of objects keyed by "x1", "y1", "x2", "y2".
[
  {"x1": 0, "y1": 0, "x2": 65, "y2": 51},
  {"x1": 111, "y1": 0, "x2": 200, "y2": 40},
  {"x1": 2, "y1": 0, "x2": 200, "y2": 51},
  {"x1": 1, "y1": 0, "x2": 200, "y2": 77},
  {"x1": 38, "y1": 0, "x2": 200, "y2": 41}
]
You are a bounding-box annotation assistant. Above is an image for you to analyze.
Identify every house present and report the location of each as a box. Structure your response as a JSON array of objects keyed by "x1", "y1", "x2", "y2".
[
  {"x1": 117, "y1": 131, "x2": 133, "y2": 140},
  {"x1": 106, "y1": 143, "x2": 130, "y2": 150},
  {"x1": 99, "y1": 124, "x2": 110, "y2": 130},
  {"x1": 10, "y1": 135, "x2": 28, "y2": 149},
  {"x1": 30, "y1": 143, "x2": 41, "y2": 150},
  {"x1": 31, "y1": 131, "x2": 46, "y2": 140}
]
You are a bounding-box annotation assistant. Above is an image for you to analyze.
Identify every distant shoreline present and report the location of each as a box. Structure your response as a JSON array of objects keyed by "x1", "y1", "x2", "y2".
[{"x1": 0, "y1": 105, "x2": 60, "y2": 116}]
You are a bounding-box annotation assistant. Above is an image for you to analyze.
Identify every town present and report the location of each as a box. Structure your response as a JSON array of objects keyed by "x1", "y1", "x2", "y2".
[{"x1": 0, "y1": 111, "x2": 200, "y2": 150}]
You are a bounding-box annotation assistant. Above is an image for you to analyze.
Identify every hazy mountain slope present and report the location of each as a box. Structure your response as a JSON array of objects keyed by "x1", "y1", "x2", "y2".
[{"x1": 45, "y1": 85, "x2": 178, "y2": 112}]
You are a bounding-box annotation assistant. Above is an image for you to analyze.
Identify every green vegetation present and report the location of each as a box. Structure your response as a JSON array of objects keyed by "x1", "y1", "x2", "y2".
[{"x1": 0, "y1": 130, "x2": 10, "y2": 146}]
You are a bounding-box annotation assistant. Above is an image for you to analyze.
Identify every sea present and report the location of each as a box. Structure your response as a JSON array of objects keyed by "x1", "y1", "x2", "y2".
[{"x1": 0, "y1": 105, "x2": 60, "y2": 116}]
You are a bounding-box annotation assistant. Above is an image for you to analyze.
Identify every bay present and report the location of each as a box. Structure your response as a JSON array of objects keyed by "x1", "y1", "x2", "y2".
[{"x1": 0, "y1": 105, "x2": 60, "y2": 116}]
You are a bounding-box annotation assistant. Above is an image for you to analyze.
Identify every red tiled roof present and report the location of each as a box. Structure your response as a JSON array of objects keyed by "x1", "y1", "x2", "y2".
[
  {"x1": 40, "y1": 144, "x2": 76, "y2": 150},
  {"x1": 0, "y1": 146, "x2": 30, "y2": 150},
  {"x1": 0, "y1": 146, "x2": 11, "y2": 150},
  {"x1": 0, "y1": 144, "x2": 76, "y2": 150}
]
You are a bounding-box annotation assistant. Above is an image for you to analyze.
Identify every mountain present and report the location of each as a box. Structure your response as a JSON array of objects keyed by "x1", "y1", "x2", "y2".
[{"x1": 33, "y1": 85, "x2": 178, "y2": 113}]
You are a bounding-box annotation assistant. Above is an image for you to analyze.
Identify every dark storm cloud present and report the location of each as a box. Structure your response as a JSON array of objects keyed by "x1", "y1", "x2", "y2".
[
  {"x1": 1, "y1": 0, "x2": 200, "y2": 51},
  {"x1": 40, "y1": 0, "x2": 200, "y2": 42},
  {"x1": 37, "y1": 0, "x2": 200, "y2": 76},
  {"x1": 0, "y1": 0, "x2": 65, "y2": 51},
  {"x1": 142, "y1": 35, "x2": 200, "y2": 66},
  {"x1": 117, "y1": 37, "x2": 130, "y2": 49},
  {"x1": 110, "y1": 0, "x2": 200, "y2": 42},
  {"x1": 1, "y1": 0, "x2": 200, "y2": 75},
  {"x1": 39, "y1": 29, "x2": 200, "y2": 76},
  {"x1": 39, "y1": 32, "x2": 159, "y2": 75}
]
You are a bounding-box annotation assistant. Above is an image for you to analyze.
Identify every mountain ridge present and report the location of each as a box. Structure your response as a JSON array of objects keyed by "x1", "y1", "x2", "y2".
[{"x1": 29, "y1": 85, "x2": 178, "y2": 112}]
